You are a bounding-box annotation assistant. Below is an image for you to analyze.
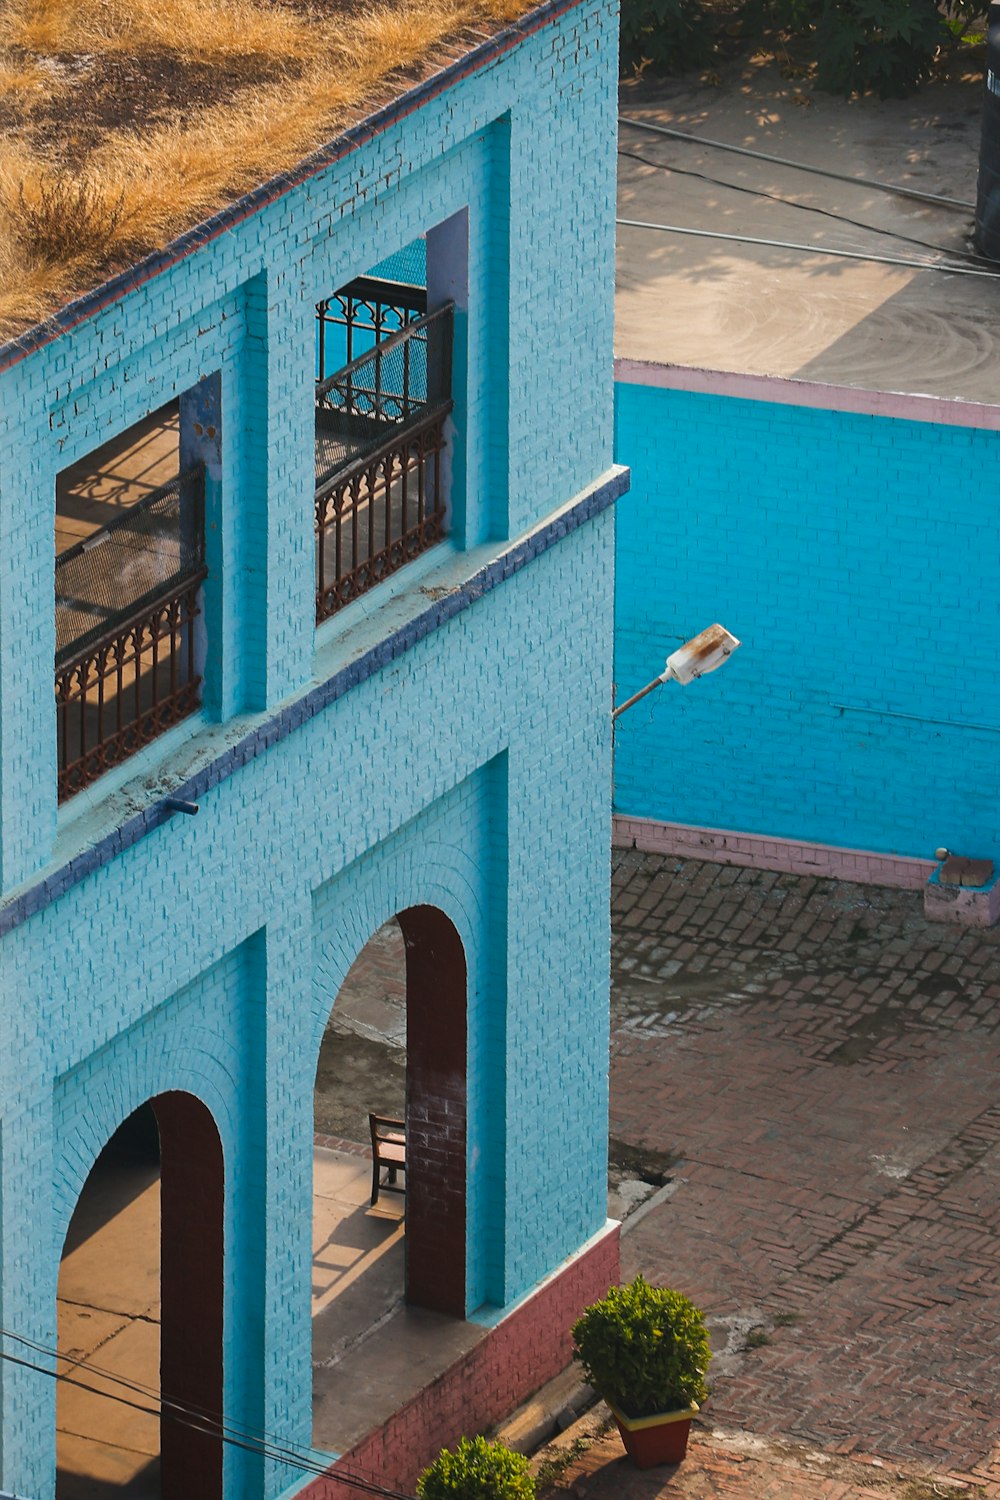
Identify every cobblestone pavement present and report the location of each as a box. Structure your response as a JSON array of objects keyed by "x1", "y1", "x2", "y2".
[{"x1": 604, "y1": 851, "x2": 1000, "y2": 1496}]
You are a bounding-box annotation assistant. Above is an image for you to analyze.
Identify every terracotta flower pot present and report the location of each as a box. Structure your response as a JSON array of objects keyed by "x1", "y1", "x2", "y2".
[{"x1": 607, "y1": 1399, "x2": 699, "y2": 1468}]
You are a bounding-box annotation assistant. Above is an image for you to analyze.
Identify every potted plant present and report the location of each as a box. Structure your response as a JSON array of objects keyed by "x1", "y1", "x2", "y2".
[
  {"x1": 571, "y1": 1275, "x2": 710, "y2": 1468},
  {"x1": 417, "y1": 1434, "x2": 536, "y2": 1499}
]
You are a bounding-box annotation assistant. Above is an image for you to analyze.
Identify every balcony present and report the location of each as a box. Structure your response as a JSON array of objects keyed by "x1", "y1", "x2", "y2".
[
  {"x1": 315, "y1": 278, "x2": 454, "y2": 624},
  {"x1": 50, "y1": 275, "x2": 454, "y2": 803},
  {"x1": 55, "y1": 466, "x2": 206, "y2": 803}
]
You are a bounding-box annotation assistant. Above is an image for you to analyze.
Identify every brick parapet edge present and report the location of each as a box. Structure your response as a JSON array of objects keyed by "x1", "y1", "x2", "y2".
[
  {"x1": 613, "y1": 814, "x2": 934, "y2": 890},
  {"x1": 304, "y1": 1223, "x2": 620, "y2": 1498},
  {"x1": 612, "y1": 358, "x2": 1000, "y2": 432}
]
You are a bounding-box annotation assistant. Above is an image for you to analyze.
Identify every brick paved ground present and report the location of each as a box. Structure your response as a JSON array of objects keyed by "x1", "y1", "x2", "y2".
[
  {"x1": 596, "y1": 851, "x2": 1000, "y2": 1496},
  {"x1": 536, "y1": 1418, "x2": 965, "y2": 1500}
]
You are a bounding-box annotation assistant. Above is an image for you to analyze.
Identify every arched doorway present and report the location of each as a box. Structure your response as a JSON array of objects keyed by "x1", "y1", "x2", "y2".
[
  {"x1": 56, "y1": 1092, "x2": 224, "y2": 1500},
  {"x1": 311, "y1": 904, "x2": 468, "y2": 1447}
]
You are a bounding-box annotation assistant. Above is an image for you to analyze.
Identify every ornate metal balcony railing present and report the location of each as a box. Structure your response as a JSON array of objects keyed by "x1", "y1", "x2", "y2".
[
  {"x1": 315, "y1": 299, "x2": 453, "y2": 623},
  {"x1": 55, "y1": 467, "x2": 206, "y2": 802},
  {"x1": 316, "y1": 275, "x2": 427, "y2": 386}
]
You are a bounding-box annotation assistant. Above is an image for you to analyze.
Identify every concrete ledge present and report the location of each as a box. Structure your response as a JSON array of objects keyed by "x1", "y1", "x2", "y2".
[
  {"x1": 1, "y1": 465, "x2": 627, "y2": 936},
  {"x1": 300, "y1": 1221, "x2": 620, "y2": 1498},
  {"x1": 612, "y1": 357, "x2": 1000, "y2": 432},
  {"x1": 924, "y1": 866, "x2": 1000, "y2": 927},
  {"x1": 612, "y1": 815, "x2": 934, "y2": 890}
]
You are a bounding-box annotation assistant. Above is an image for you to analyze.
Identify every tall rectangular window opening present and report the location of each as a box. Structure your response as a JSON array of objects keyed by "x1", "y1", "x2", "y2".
[
  {"x1": 55, "y1": 400, "x2": 207, "y2": 802},
  {"x1": 314, "y1": 236, "x2": 454, "y2": 622}
]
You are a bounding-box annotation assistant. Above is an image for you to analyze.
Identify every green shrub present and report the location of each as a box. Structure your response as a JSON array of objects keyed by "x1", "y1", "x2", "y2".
[
  {"x1": 814, "y1": 0, "x2": 945, "y2": 98},
  {"x1": 739, "y1": 0, "x2": 981, "y2": 98},
  {"x1": 620, "y1": 0, "x2": 715, "y2": 76},
  {"x1": 571, "y1": 1275, "x2": 710, "y2": 1420},
  {"x1": 416, "y1": 1436, "x2": 536, "y2": 1500}
]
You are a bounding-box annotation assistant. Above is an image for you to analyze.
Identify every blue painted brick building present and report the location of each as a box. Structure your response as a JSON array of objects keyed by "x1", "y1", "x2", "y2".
[{"x1": 0, "y1": 3, "x2": 627, "y2": 1495}]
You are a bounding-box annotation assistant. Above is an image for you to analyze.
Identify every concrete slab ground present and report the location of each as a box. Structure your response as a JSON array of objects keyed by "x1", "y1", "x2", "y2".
[{"x1": 616, "y1": 53, "x2": 1000, "y2": 400}]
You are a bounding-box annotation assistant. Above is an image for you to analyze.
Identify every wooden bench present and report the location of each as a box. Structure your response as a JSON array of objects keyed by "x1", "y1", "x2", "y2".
[{"x1": 368, "y1": 1112, "x2": 406, "y2": 1207}]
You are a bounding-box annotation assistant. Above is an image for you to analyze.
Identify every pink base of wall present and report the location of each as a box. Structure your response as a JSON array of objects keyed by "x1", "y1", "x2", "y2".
[
  {"x1": 613, "y1": 814, "x2": 934, "y2": 890},
  {"x1": 304, "y1": 1222, "x2": 621, "y2": 1498}
]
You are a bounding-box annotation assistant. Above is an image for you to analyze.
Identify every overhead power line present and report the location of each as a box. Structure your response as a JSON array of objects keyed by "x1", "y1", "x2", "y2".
[
  {"x1": 617, "y1": 146, "x2": 995, "y2": 267},
  {"x1": 619, "y1": 115, "x2": 976, "y2": 211},
  {"x1": 0, "y1": 1333, "x2": 417, "y2": 1500},
  {"x1": 615, "y1": 217, "x2": 1000, "y2": 278}
]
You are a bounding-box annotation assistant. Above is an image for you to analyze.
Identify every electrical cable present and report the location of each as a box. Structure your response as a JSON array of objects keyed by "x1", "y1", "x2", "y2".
[
  {"x1": 0, "y1": 1337, "x2": 417, "y2": 1500},
  {"x1": 3, "y1": 1328, "x2": 329, "y2": 1476},
  {"x1": 615, "y1": 216, "x2": 1000, "y2": 278},
  {"x1": 619, "y1": 115, "x2": 976, "y2": 211},
  {"x1": 617, "y1": 146, "x2": 994, "y2": 267},
  {"x1": 5, "y1": 1325, "x2": 351, "y2": 1475}
]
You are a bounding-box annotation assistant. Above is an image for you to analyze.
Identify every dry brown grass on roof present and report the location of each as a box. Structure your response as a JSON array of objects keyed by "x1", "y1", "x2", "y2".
[
  {"x1": 0, "y1": 0, "x2": 533, "y2": 339},
  {"x1": 6, "y1": 0, "x2": 313, "y2": 61}
]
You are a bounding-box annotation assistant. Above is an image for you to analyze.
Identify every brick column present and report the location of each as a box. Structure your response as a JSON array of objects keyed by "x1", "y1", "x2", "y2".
[
  {"x1": 399, "y1": 906, "x2": 467, "y2": 1317},
  {"x1": 154, "y1": 1091, "x2": 224, "y2": 1500}
]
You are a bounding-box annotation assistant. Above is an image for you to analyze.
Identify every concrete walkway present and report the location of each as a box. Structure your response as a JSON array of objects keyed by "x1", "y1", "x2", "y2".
[
  {"x1": 616, "y1": 57, "x2": 1000, "y2": 401},
  {"x1": 56, "y1": 1140, "x2": 482, "y2": 1495}
]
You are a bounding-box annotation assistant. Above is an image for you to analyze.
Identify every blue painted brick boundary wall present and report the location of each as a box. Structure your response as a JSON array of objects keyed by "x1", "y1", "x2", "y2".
[
  {"x1": 614, "y1": 370, "x2": 1000, "y2": 863},
  {"x1": 0, "y1": 0, "x2": 623, "y2": 1494}
]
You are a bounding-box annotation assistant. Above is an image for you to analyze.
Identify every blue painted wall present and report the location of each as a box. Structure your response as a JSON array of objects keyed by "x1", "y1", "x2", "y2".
[
  {"x1": 614, "y1": 378, "x2": 1000, "y2": 862},
  {"x1": 0, "y1": 1, "x2": 622, "y2": 1494}
]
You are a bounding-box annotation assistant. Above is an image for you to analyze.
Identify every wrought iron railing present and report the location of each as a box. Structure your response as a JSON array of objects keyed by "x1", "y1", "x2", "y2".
[
  {"x1": 316, "y1": 276, "x2": 427, "y2": 386},
  {"x1": 315, "y1": 300, "x2": 453, "y2": 622},
  {"x1": 55, "y1": 467, "x2": 206, "y2": 802},
  {"x1": 315, "y1": 403, "x2": 451, "y2": 623}
]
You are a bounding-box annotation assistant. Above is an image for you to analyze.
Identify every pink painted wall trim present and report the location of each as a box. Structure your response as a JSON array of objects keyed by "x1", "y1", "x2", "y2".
[
  {"x1": 303, "y1": 1221, "x2": 621, "y2": 1498},
  {"x1": 613, "y1": 357, "x2": 1000, "y2": 432},
  {"x1": 613, "y1": 814, "x2": 935, "y2": 890}
]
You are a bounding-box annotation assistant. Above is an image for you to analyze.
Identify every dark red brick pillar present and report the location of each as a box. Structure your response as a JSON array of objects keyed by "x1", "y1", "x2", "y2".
[
  {"x1": 399, "y1": 906, "x2": 467, "y2": 1317},
  {"x1": 153, "y1": 1091, "x2": 225, "y2": 1500}
]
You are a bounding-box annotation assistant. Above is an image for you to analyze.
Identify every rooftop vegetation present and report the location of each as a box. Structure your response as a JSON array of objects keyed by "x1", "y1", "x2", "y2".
[{"x1": 0, "y1": 0, "x2": 527, "y2": 338}]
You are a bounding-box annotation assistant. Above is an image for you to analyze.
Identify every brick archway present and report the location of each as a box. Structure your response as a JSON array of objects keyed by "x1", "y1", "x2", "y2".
[{"x1": 398, "y1": 905, "x2": 467, "y2": 1317}]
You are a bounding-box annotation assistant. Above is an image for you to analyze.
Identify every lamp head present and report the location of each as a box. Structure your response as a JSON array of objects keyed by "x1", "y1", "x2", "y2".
[{"x1": 661, "y1": 623, "x2": 741, "y2": 686}]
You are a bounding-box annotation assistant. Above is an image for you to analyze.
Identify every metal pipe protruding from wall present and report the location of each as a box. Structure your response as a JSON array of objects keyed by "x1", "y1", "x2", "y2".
[{"x1": 163, "y1": 797, "x2": 199, "y2": 816}]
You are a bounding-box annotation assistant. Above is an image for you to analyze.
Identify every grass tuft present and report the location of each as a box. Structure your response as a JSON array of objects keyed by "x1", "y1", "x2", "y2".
[{"x1": 12, "y1": 171, "x2": 130, "y2": 267}]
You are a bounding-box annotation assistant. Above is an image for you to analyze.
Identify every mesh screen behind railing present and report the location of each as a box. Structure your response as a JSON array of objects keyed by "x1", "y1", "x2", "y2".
[
  {"x1": 315, "y1": 303, "x2": 453, "y2": 488},
  {"x1": 317, "y1": 303, "x2": 451, "y2": 419},
  {"x1": 318, "y1": 318, "x2": 427, "y2": 422},
  {"x1": 55, "y1": 467, "x2": 205, "y2": 663}
]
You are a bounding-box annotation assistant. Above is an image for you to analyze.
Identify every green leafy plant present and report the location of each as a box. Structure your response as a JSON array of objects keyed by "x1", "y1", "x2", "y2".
[
  {"x1": 737, "y1": 0, "x2": 985, "y2": 98},
  {"x1": 620, "y1": 0, "x2": 715, "y2": 76},
  {"x1": 417, "y1": 1436, "x2": 536, "y2": 1500},
  {"x1": 571, "y1": 1275, "x2": 711, "y2": 1420},
  {"x1": 814, "y1": 0, "x2": 945, "y2": 98}
]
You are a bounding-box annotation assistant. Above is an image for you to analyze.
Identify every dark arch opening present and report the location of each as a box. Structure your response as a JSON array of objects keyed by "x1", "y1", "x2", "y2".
[{"x1": 56, "y1": 1092, "x2": 224, "y2": 1500}]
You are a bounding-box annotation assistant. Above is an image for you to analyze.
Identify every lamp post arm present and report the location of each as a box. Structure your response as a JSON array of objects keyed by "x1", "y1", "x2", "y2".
[{"x1": 611, "y1": 672, "x2": 669, "y2": 721}]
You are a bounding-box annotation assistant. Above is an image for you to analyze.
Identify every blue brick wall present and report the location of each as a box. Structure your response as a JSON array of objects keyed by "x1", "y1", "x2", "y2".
[
  {"x1": 1, "y1": 513, "x2": 616, "y2": 1498},
  {"x1": 0, "y1": 1, "x2": 621, "y2": 1493},
  {"x1": 614, "y1": 378, "x2": 1000, "y2": 861}
]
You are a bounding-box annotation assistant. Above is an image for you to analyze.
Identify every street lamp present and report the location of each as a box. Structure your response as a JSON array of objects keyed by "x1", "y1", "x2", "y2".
[{"x1": 612, "y1": 623, "x2": 741, "y2": 721}]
